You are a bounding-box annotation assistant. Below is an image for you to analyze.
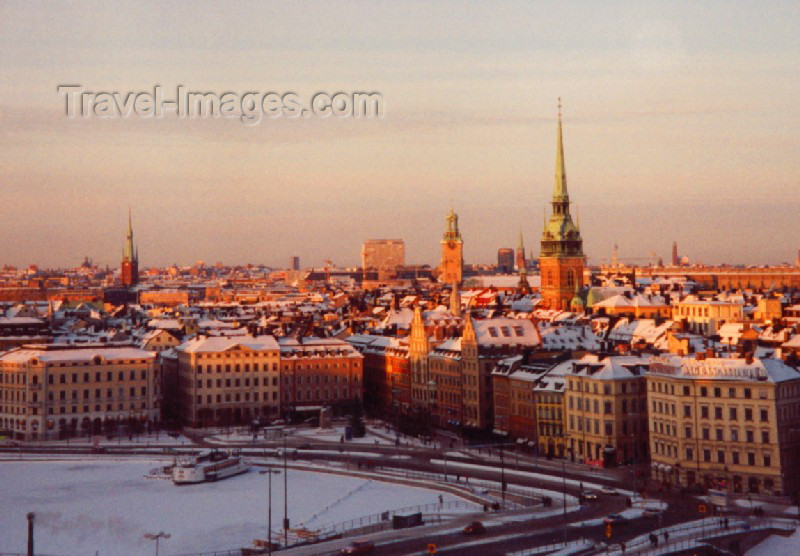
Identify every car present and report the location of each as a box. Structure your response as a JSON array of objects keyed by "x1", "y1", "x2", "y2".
[
  {"x1": 582, "y1": 491, "x2": 599, "y2": 501},
  {"x1": 339, "y1": 540, "x2": 375, "y2": 554},
  {"x1": 462, "y1": 521, "x2": 486, "y2": 535},
  {"x1": 297, "y1": 443, "x2": 312, "y2": 449},
  {"x1": 603, "y1": 514, "x2": 628, "y2": 525},
  {"x1": 642, "y1": 507, "x2": 664, "y2": 518},
  {"x1": 599, "y1": 486, "x2": 619, "y2": 495}
]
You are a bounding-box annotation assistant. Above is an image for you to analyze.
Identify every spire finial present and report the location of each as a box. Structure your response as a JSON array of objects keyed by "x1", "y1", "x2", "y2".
[{"x1": 558, "y1": 96, "x2": 562, "y2": 119}]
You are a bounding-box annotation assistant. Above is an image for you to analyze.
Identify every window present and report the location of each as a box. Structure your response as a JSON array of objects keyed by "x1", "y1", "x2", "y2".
[
  {"x1": 732, "y1": 451, "x2": 740, "y2": 464},
  {"x1": 730, "y1": 407, "x2": 738, "y2": 420},
  {"x1": 703, "y1": 449, "x2": 711, "y2": 462},
  {"x1": 761, "y1": 431, "x2": 770, "y2": 444},
  {"x1": 716, "y1": 428, "x2": 723, "y2": 441},
  {"x1": 744, "y1": 388, "x2": 751, "y2": 399},
  {"x1": 685, "y1": 426, "x2": 693, "y2": 439},
  {"x1": 717, "y1": 450, "x2": 725, "y2": 464},
  {"x1": 701, "y1": 406, "x2": 709, "y2": 419},
  {"x1": 714, "y1": 387, "x2": 721, "y2": 397},
  {"x1": 745, "y1": 408, "x2": 753, "y2": 421},
  {"x1": 702, "y1": 428, "x2": 710, "y2": 440},
  {"x1": 764, "y1": 454, "x2": 771, "y2": 467},
  {"x1": 747, "y1": 452, "x2": 755, "y2": 466},
  {"x1": 714, "y1": 407, "x2": 722, "y2": 419},
  {"x1": 683, "y1": 385, "x2": 690, "y2": 396},
  {"x1": 701, "y1": 387, "x2": 708, "y2": 397},
  {"x1": 760, "y1": 409, "x2": 768, "y2": 422},
  {"x1": 729, "y1": 388, "x2": 736, "y2": 398},
  {"x1": 731, "y1": 428, "x2": 739, "y2": 442},
  {"x1": 604, "y1": 401, "x2": 612, "y2": 415},
  {"x1": 746, "y1": 430, "x2": 754, "y2": 443},
  {"x1": 686, "y1": 447, "x2": 694, "y2": 461},
  {"x1": 684, "y1": 405, "x2": 692, "y2": 418}
]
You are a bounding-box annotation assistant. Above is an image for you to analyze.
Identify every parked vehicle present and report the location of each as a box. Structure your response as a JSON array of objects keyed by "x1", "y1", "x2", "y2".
[
  {"x1": 599, "y1": 486, "x2": 618, "y2": 495},
  {"x1": 643, "y1": 507, "x2": 664, "y2": 518},
  {"x1": 462, "y1": 521, "x2": 486, "y2": 535},
  {"x1": 603, "y1": 514, "x2": 628, "y2": 525},
  {"x1": 339, "y1": 540, "x2": 375, "y2": 554}
]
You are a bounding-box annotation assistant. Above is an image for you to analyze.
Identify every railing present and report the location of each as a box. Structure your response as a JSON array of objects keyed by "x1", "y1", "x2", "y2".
[
  {"x1": 613, "y1": 516, "x2": 791, "y2": 556},
  {"x1": 313, "y1": 500, "x2": 479, "y2": 540}
]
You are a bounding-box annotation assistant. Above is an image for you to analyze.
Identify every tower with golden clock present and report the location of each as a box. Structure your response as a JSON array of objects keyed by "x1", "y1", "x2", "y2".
[{"x1": 439, "y1": 208, "x2": 463, "y2": 285}]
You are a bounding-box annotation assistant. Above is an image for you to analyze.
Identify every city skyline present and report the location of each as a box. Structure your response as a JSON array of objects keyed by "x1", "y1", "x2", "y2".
[{"x1": 1, "y1": 1, "x2": 799, "y2": 268}]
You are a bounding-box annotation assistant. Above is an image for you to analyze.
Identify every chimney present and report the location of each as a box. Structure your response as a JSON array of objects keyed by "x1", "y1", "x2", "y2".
[{"x1": 745, "y1": 352, "x2": 754, "y2": 365}]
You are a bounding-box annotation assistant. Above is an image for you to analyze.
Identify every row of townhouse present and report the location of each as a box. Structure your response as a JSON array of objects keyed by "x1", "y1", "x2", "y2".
[
  {"x1": 172, "y1": 334, "x2": 363, "y2": 427},
  {"x1": 491, "y1": 351, "x2": 800, "y2": 496}
]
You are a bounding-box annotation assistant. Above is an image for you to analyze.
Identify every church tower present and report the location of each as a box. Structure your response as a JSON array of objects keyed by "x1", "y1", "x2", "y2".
[
  {"x1": 516, "y1": 230, "x2": 527, "y2": 271},
  {"x1": 121, "y1": 209, "x2": 139, "y2": 287},
  {"x1": 539, "y1": 100, "x2": 585, "y2": 310},
  {"x1": 439, "y1": 208, "x2": 463, "y2": 285}
]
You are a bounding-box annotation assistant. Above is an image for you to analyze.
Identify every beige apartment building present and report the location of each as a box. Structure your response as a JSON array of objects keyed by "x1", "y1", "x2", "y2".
[
  {"x1": 0, "y1": 343, "x2": 159, "y2": 440},
  {"x1": 672, "y1": 299, "x2": 744, "y2": 335},
  {"x1": 176, "y1": 334, "x2": 281, "y2": 427},
  {"x1": 648, "y1": 354, "x2": 800, "y2": 497},
  {"x1": 564, "y1": 355, "x2": 650, "y2": 467}
]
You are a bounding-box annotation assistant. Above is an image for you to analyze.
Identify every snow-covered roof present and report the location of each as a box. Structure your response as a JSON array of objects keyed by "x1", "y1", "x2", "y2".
[
  {"x1": 177, "y1": 334, "x2": 279, "y2": 353},
  {"x1": 473, "y1": 318, "x2": 539, "y2": 347},
  {"x1": 537, "y1": 323, "x2": 601, "y2": 351},
  {"x1": 650, "y1": 354, "x2": 800, "y2": 383},
  {"x1": 0, "y1": 344, "x2": 155, "y2": 364},
  {"x1": 569, "y1": 354, "x2": 650, "y2": 380}
]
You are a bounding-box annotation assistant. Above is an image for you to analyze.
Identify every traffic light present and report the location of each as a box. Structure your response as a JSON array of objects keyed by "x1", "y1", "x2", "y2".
[{"x1": 605, "y1": 523, "x2": 612, "y2": 538}]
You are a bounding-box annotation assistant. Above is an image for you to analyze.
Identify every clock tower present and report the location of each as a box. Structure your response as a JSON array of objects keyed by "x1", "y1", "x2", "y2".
[{"x1": 440, "y1": 208, "x2": 463, "y2": 285}]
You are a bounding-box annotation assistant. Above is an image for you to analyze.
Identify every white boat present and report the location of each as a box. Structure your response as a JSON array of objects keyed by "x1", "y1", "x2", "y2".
[{"x1": 172, "y1": 449, "x2": 249, "y2": 484}]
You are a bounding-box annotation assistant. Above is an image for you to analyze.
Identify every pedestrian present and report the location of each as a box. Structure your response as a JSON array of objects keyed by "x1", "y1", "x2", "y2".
[
  {"x1": 438, "y1": 494, "x2": 443, "y2": 504},
  {"x1": 664, "y1": 531, "x2": 669, "y2": 543},
  {"x1": 724, "y1": 517, "x2": 729, "y2": 530},
  {"x1": 620, "y1": 542, "x2": 626, "y2": 553}
]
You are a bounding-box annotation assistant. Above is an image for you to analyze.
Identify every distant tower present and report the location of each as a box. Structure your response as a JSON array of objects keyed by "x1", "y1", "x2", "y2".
[
  {"x1": 292, "y1": 256, "x2": 300, "y2": 271},
  {"x1": 539, "y1": 99, "x2": 585, "y2": 311},
  {"x1": 120, "y1": 209, "x2": 139, "y2": 287},
  {"x1": 611, "y1": 243, "x2": 619, "y2": 268},
  {"x1": 516, "y1": 230, "x2": 527, "y2": 271},
  {"x1": 672, "y1": 241, "x2": 679, "y2": 267},
  {"x1": 439, "y1": 208, "x2": 463, "y2": 285}
]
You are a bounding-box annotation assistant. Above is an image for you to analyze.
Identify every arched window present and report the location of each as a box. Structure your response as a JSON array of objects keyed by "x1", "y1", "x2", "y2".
[{"x1": 567, "y1": 270, "x2": 575, "y2": 288}]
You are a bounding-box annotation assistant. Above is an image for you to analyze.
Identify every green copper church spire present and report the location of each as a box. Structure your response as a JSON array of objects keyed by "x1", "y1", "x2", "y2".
[
  {"x1": 553, "y1": 97, "x2": 569, "y2": 202},
  {"x1": 124, "y1": 207, "x2": 136, "y2": 262}
]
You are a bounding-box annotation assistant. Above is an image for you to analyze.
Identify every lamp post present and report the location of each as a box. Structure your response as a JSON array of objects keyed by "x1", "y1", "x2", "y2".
[
  {"x1": 500, "y1": 445, "x2": 506, "y2": 508},
  {"x1": 26, "y1": 512, "x2": 34, "y2": 556},
  {"x1": 283, "y1": 432, "x2": 289, "y2": 546},
  {"x1": 260, "y1": 467, "x2": 281, "y2": 555},
  {"x1": 562, "y1": 445, "x2": 570, "y2": 545},
  {"x1": 143, "y1": 531, "x2": 170, "y2": 556}
]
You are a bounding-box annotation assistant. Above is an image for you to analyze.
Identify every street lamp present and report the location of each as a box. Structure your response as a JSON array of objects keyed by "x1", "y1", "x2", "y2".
[
  {"x1": 143, "y1": 531, "x2": 170, "y2": 556},
  {"x1": 26, "y1": 512, "x2": 35, "y2": 556},
  {"x1": 283, "y1": 432, "x2": 289, "y2": 546},
  {"x1": 260, "y1": 467, "x2": 282, "y2": 555}
]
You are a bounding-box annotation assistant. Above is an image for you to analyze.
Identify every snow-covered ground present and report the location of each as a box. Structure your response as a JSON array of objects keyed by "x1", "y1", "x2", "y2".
[
  {"x1": 0, "y1": 460, "x2": 474, "y2": 555},
  {"x1": 748, "y1": 526, "x2": 800, "y2": 555}
]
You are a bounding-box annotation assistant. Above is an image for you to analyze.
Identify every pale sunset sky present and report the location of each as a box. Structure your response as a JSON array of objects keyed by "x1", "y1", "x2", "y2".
[{"x1": 1, "y1": 1, "x2": 798, "y2": 269}]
